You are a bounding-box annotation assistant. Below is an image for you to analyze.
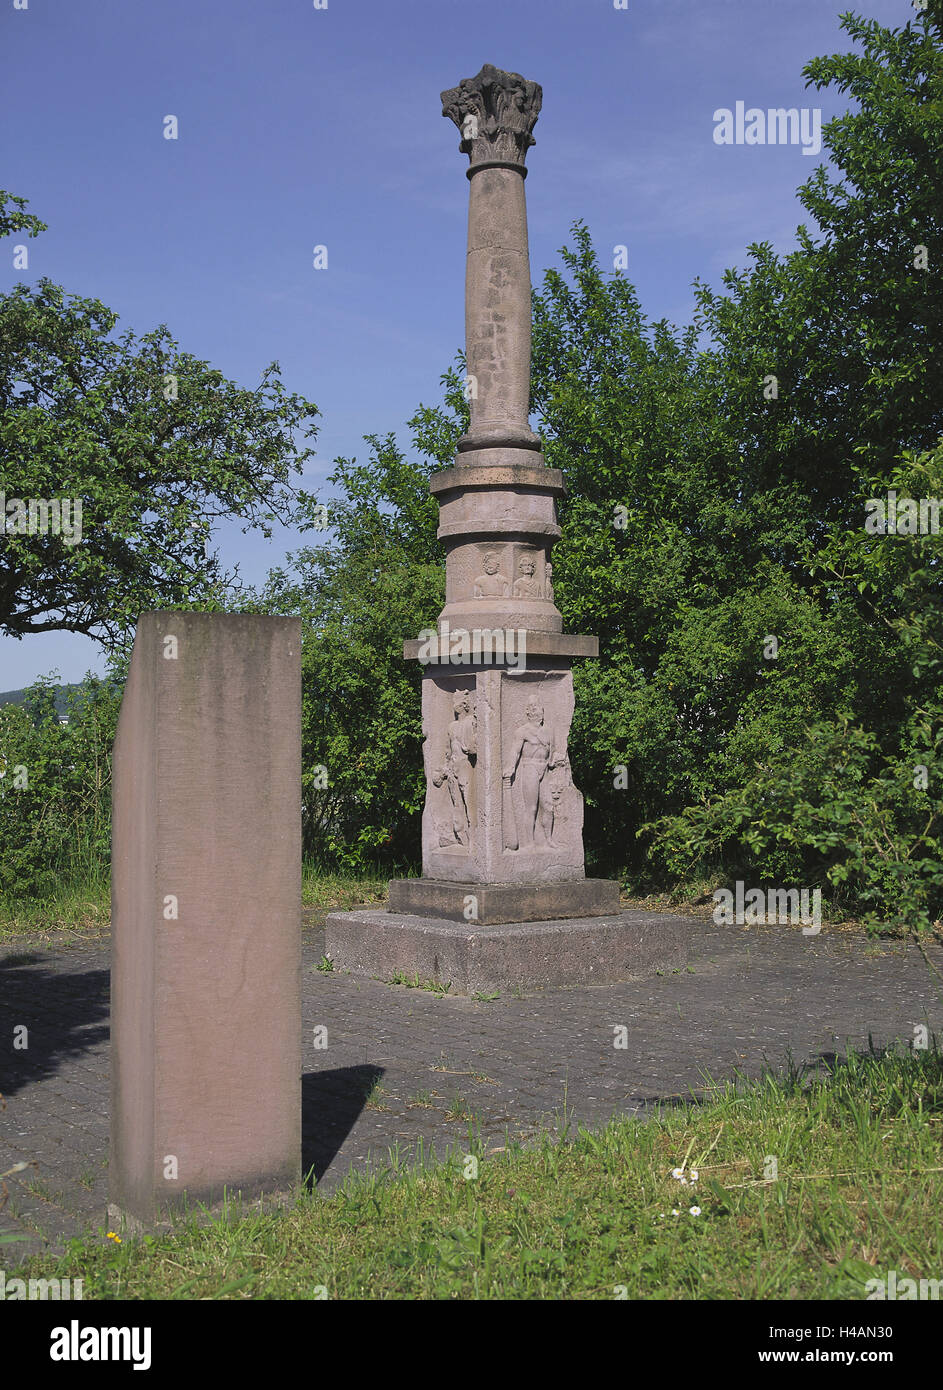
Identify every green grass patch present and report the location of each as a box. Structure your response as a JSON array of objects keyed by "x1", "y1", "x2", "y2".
[
  {"x1": 301, "y1": 865, "x2": 386, "y2": 918},
  {"x1": 388, "y1": 970, "x2": 452, "y2": 994},
  {"x1": 0, "y1": 865, "x2": 387, "y2": 942},
  {"x1": 14, "y1": 1044, "x2": 943, "y2": 1299},
  {"x1": 0, "y1": 865, "x2": 110, "y2": 943}
]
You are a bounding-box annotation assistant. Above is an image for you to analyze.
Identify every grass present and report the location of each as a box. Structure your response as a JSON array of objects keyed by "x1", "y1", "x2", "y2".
[
  {"x1": 0, "y1": 864, "x2": 388, "y2": 941},
  {"x1": 13, "y1": 1043, "x2": 943, "y2": 1300},
  {"x1": 362, "y1": 1078, "x2": 390, "y2": 1112},
  {"x1": 619, "y1": 872, "x2": 940, "y2": 941},
  {"x1": 443, "y1": 1094, "x2": 479, "y2": 1123},
  {"x1": 388, "y1": 970, "x2": 452, "y2": 994},
  {"x1": 406, "y1": 1090, "x2": 437, "y2": 1109},
  {"x1": 0, "y1": 865, "x2": 110, "y2": 943},
  {"x1": 301, "y1": 866, "x2": 387, "y2": 917}
]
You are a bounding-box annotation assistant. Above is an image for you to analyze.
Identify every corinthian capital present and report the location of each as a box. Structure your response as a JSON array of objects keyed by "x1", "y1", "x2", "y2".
[{"x1": 441, "y1": 64, "x2": 542, "y2": 170}]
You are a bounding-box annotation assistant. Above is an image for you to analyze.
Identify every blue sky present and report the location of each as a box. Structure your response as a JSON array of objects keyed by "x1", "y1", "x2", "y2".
[{"x1": 0, "y1": 0, "x2": 911, "y2": 689}]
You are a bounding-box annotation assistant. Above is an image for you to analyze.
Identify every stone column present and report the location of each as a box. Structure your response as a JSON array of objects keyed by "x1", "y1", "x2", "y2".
[
  {"x1": 393, "y1": 65, "x2": 618, "y2": 918},
  {"x1": 448, "y1": 64, "x2": 542, "y2": 454},
  {"x1": 327, "y1": 65, "x2": 685, "y2": 986}
]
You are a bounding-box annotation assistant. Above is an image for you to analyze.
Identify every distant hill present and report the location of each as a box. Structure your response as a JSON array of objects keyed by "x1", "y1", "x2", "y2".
[{"x1": 0, "y1": 681, "x2": 97, "y2": 719}]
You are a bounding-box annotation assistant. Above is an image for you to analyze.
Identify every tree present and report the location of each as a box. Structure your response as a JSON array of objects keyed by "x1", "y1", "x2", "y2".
[
  {"x1": 0, "y1": 191, "x2": 320, "y2": 646},
  {"x1": 692, "y1": 4, "x2": 943, "y2": 504}
]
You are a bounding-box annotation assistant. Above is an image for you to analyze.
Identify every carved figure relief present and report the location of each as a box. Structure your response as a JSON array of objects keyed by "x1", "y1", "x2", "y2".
[
  {"x1": 512, "y1": 554, "x2": 541, "y2": 599},
  {"x1": 431, "y1": 691, "x2": 477, "y2": 846},
  {"x1": 502, "y1": 698, "x2": 570, "y2": 850},
  {"x1": 547, "y1": 779, "x2": 567, "y2": 843},
  {"x1": 473, "y1": 552, "x2": 510, "y2": 598}
]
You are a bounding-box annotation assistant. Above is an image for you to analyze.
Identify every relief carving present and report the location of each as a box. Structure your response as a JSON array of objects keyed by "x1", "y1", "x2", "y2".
[
  {"x1": 512, "y1": 553, "x2": 541, "y2": 599},
  {"x1": 473, "y1": 552, "x2": 511, "y2": 598},
  {"x1": 430, "y1": 691, "x2": 477, "y2": 846},
  {"x1": 502, "y1": 698, "x2": 571, "y2": 850}
]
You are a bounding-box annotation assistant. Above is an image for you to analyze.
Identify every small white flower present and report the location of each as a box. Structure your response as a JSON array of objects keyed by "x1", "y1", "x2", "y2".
[
  {"x1": 671, "y1": 1209, "x2": 680, "y2": 1216},
  {"x1": 689, "y1": 1206, "x2": 701, "y2": 1216},
  {"x1": 690, "y1": 1170, "x2": 699, "y2": 1182},
  {"x1": 671, "y1": 1167, "x2": 684, "y2": 1180}
]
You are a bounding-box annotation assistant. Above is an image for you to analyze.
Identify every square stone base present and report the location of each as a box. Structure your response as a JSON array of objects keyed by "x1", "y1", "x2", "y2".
[
  {"x1": 388, "y1": 877, "x2": 620, "y2": 924},
  {"x1": 323, "y1": 908, "x2": 690, "y2": 995}
]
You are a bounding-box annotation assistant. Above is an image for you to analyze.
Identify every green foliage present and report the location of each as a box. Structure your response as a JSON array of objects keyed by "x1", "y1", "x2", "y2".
[
  {"x1": 0, "y1": 188, "x2": 47, "y2": 240},
  {"x1": 0, "y1": 674, "x2": 121, "y2": 898},
  {"x1": 645, "y1": 715, "x2": 943, "y2": 934},
  {"x1": 248, "y1": 417, "x2": 456, "y2": 871}
]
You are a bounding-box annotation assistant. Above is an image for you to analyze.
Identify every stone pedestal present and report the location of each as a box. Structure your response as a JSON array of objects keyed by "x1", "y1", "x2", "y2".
[
  {"x1": 324, "y1": 908, "x2": 689, "y2": 996},
  {"x1": 417, "y1": 662, "x2": 585, "y2": 883},
  {"x1": 109, "y1": 612, "x2": 301, "y2": 1228}
]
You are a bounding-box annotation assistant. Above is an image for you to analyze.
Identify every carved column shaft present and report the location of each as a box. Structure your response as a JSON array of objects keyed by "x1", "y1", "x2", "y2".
[{"x1": 464, "y1": 167, "x2": 535, "y2": 449}]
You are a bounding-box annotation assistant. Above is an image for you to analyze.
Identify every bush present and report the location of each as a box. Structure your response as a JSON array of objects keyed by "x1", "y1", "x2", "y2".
[
  {"x1": 0, "y1": 674, "x2": 120, "y2": 899},
  {"x1": 643, "y1": 712, "x2": 943, "y2": 934}
]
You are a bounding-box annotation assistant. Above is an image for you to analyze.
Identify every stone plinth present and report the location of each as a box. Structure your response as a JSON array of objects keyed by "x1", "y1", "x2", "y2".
[
  {"x1": 109, "y1": 612, "x2": 301, "y2": 1228},
  {"x1": 388, "y1": 876, "x2": 620, "y2": 924},
  {"x1": 324, "y1": 908, "x2": 690, "y2": 996}
]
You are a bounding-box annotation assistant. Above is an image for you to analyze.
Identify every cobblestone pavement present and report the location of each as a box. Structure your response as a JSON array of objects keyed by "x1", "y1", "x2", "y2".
[{"x1": 2, "y1": 916, "x2": 942, "y2": 1264}]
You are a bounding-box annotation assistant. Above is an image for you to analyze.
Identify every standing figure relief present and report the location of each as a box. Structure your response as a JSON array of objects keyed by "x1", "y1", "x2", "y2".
[
  {"x1": 502, "y1": 699, "x2": 570, "y2": 850},
  {"x1": 431, "y1": 691, "x2": 477, "y2": 847}
]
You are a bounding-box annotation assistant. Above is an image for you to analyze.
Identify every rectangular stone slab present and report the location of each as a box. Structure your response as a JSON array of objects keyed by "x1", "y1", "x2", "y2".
[
  {"x1": 387, "y1": 877, "x2": 621, "y2": 924},
  {"x1": 324, "y1": 907, "x2": 690, "y2": 995},
  {"x1": 109, "y1": 612, "x2": 301, "y2": 1227}
]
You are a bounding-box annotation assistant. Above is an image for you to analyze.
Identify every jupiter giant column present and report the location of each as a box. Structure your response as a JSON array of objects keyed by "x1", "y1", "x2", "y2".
[
  {"x1": 393, "y1": 64, "x2": 620, "y2": 923},
  {"x1": 326, "y1": 65, "x2": 688, "y2": 987}
]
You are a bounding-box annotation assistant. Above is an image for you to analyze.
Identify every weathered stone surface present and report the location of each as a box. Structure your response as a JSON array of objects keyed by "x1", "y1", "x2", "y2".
[
  {"x1": 437, "y1": 489, "x2": 561, "y2": 539},
  {"x1": 324, "y1": 908, "x2": 690, "y2": 995},
  {"x1": 388, "y1": 877, "x2": 621, "y2": 924},
  {"x1": 109, "y1": 612, "x2": 301, "y2": 1227},
  {"x1": 442, "y1": 63, "x2": 542, "y2": 172},
  {"x1": 430, "y1": 462, "x2": 565, "y2": 489},
  {"x1": 442, "y1": 65, "x2": 543, "y2": 454}
]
